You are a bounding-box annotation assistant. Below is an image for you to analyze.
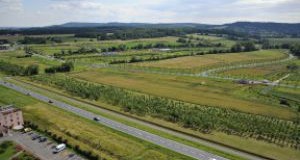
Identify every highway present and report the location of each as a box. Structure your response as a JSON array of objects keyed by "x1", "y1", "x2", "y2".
[{"x1": 0, "y1": 80, "x2": 227, "y2": 160}]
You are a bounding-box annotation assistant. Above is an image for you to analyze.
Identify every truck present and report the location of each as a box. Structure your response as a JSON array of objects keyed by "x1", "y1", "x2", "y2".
[{"x1": 53, "y1": 143, "x2": 66, "y2": 154}]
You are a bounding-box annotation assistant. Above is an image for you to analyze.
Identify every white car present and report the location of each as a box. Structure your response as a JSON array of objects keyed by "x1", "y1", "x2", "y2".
[{"x1": 53, "y1": 143, "x2": 66, "y2": 154}]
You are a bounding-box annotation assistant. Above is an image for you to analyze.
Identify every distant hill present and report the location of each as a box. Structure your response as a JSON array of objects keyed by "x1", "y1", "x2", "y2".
[
  {"x1": 52, "y1": 22, "x2": 300, "y2": 35},
  {"x1": 54, "y1": 22, "x2": 211, "y2": 29},
  {"x1": 1, "y1": 21, "x2": 299, "y2": 36},
  {"x1": 223, "y1": 22, "x2": 300, "y2": 35}
]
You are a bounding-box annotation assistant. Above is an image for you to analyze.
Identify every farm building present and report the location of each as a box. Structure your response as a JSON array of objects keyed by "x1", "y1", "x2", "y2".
[{"x1": 0, "y1": 105, "x2": 24, "y2": 130}]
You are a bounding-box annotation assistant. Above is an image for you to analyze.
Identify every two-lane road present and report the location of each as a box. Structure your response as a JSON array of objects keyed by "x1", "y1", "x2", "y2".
[{"x1": 0, "y1": 80, "x2": 226, "y2": 160}]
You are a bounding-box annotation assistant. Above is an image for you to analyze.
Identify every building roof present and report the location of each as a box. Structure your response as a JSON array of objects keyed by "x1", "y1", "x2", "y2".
[{"x1": 0, "y1": 105, "x2": 21, "y2": 115}]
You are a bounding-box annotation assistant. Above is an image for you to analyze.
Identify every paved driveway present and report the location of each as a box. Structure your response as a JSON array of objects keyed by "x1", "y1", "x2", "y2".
[{"x1": 0, "y1": 132, "x2": 84, "y2": 160}]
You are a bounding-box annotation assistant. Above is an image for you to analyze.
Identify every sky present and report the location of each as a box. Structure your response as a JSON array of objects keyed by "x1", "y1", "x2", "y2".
[{"x1": 0, "y1": 0, "x2": 300, "y2": 27}]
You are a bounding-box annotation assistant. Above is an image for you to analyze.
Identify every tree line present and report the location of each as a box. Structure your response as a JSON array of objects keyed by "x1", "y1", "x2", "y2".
[
  {"x1": 261, "y1": 40, "x2": 300, "y2": 57},
  {"x1": 0, "y1": 61, "x2": 39, "y2": 76},
  {"x1": 230, "y1": 41, "x2": 257, "y2": 52},
  {"x1": 31, "y1": 74, "x2": 300, "y2": 149},
  {"x1": 18, "y1": 36, "x2": 64, "y2": 44},
  {"x1": 53, "y1": 42, "x2": 181, "y2": 58},
  {"x1": 76, "y1": 28, "x2": 198, "y2": 40}
]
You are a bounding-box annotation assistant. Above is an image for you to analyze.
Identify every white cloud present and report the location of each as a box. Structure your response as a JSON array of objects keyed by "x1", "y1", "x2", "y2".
[
  {"x1": 238, "y1": 0, "x2": 291, "y2": 4},
  {"x1": 0, "y1": 0, "x2": 23, "y2": 12},
  {"x1": 0, "y1": 0, "x2": 299, "y2": 27}
]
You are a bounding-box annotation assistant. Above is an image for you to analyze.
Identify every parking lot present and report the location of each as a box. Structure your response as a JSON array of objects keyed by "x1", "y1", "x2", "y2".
[{"x1": 0, "y1": 131, "x2": 84, "y2": 160}]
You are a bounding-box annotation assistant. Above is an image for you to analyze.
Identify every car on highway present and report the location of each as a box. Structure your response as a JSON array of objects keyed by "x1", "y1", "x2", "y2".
[
  {"x1": 93, "y1": 117, "x2": 100, "y2": 121},
  {"x1": 48, "y1": 100, "x2": 53, "y2": 103}
]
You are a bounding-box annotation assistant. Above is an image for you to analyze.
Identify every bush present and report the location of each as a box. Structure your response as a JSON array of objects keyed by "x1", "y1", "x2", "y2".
[
  {"x1": 0, "y1": 61, "x2": 39, "y2": 76},
  {"x1": 45, "y1": 62, "x2": 74, "y2": 74}
]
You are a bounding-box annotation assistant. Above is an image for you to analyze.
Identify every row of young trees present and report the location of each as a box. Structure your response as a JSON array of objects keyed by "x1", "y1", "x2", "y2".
[
  {"x1": 0, "y1": 61, "x2": 39, "y2": 76},
  {"x1": 19, "y1": 37, "x2": 47, "y2": 44},
  {"x1": 177, "y1": 37, "x2": 223, "y2": 48},
  {"x1": 31, "y1": 75, "x2": 300, "y2": 149},
  {"x1": 79, "y1": 28, "x2": 197, "y2": 41},
  {"x1": 53, "y1": 42, "x2": 179, "y2": 58},
  {"x1": 109, "y1": 46, "x2": 263, "y2": 65}
]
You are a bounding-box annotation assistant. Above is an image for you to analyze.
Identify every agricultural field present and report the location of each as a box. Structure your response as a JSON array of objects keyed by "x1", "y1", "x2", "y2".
[
  {"x1": 25, "y1": 74, "x2": 297, "y2": 159},
  {"x1": 217, "y1": 59, "x2": 299, "y2": 82},
  {"x1": 268, "y1": 38, "x2": 300, "y2": 46},
  {"x1": 28, "y1": 36, "x2": 181, "y2": 55},
  {"x1": 10, "y1": 76, "x2": 300, "y2": 160},
  {"x1": 69, "y1": 68, "x2": 297, "y2": 120},
  {"x1": 185, "y1": 34, "x2": 236, "y2": 47},
  {"x1": 130, "y1": 50, "x2": 287, "y2": 72},
  {"x1": 1, "y1": 31, "x2": 300, "y2": 160},
  {"x1": 0, "y1": 50, "x2": 61, "y2": 72}
]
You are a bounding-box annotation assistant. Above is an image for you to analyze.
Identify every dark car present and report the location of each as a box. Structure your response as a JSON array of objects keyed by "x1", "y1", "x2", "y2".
[
  {"x1": 32, "y1": 134, "x2": 41, "y2": 140},
  {"x1": 93, "y1": 117, "x2": 100, "y2": 121},
  {"x1": 68, "y1": 154, "x2": 75, "y2": 158},
  {"x1": 48, "y1": 100, "x2": 53, "y2": 103},
  {"x1": 39, "y1": 137, "x2": 47, "y2": 143}
]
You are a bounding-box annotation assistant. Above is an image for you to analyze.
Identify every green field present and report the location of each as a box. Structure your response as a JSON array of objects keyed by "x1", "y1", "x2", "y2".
[
  {"x1": 1, "y1": 33, "x2": 300, "y2": 160},
  {"x1": 268, "y1": 38, "x2": 300, "y2": 45},
  {"x1": 29, "y1": 36, "x2": 180, "y2": 55},
  {"x1": 69, "y1": 68, "x2": 296, "y2": 120},
  {"x1": 9, "y1": 77, "x2": 300, "y2": 160},
  {"x1": 218, "y1": 59, "x2": 299, "y2": 82},
  {"x1": 131, "y1": 50, "x2": 287, "y2": 70},
  {"x1": 0, "y1": 49, "x2": 61, "y2": 71}
]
